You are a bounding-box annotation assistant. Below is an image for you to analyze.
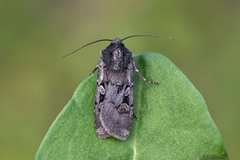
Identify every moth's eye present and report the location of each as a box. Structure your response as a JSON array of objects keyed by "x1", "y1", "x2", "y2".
[{"x1": 120, "y1": 43, "x2": 125, "y2": 47}]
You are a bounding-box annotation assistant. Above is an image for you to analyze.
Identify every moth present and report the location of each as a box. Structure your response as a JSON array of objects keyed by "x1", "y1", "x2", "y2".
[{"x1": 63, "y1": 35, "x2": 173, "y2": 140}]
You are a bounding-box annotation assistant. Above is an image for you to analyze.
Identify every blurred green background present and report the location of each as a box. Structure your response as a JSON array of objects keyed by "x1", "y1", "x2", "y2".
[{"x1": 1, "y1": 0, "x2": 239, "y2": 159}]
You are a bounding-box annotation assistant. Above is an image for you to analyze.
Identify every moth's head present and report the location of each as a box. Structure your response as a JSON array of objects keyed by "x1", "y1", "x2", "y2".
[
  {"x1": 110, "y1": 38, "x2": 125, "y2": 48},
  {"x1": 112, "y1": 37, "x2": 121, "y2": 44}
]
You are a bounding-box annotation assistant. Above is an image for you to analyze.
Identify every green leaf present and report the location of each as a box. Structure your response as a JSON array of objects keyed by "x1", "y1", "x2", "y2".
[{"x1": 36, "y1": 52, "x2": 228, "y2": 160}]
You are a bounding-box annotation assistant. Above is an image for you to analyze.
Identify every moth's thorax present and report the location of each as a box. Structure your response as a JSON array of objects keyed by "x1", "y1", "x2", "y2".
[
  {"x1": 112, "y1": 48, "x2": 123, "y2": 70},
  {"x1": 101, "y1": 38, "x2": 132, "y2": 72}
]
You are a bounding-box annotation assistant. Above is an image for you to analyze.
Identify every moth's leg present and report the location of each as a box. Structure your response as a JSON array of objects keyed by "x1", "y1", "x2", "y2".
[
  {"x1": 133, "y1": 61, "x2": 160, "y2": 84},
  {"x1": 133, "y1": 113, "x2": 139, "y2": 121},
  {"x1": 89, "y1": 65, "x2": 99, "y2": 76}
]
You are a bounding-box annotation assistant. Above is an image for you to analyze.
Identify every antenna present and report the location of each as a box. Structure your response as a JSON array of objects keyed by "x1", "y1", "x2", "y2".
[
  {"x1": 62, "y1": 35, "x2": 174, "y2": 58},
  {"x1": 121, "y1": 35, "x2": 174, "y2": 41},
  {"x1": 61, "y1": 39, "x2": 112, "y2": 58}
]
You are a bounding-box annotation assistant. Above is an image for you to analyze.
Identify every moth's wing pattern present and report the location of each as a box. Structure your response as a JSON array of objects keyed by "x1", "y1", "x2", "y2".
[
  {"x1": 94, "y1": 59, "x2": 110, "y2": 138},
  {"x1": 99, "y1": 59, "x2": 134, "y2": 140}
]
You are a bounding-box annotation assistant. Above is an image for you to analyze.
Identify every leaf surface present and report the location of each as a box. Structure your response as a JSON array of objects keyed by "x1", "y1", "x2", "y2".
[{"x1": 36, "y1": 52, "x2": 228, "y2": 160}]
